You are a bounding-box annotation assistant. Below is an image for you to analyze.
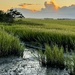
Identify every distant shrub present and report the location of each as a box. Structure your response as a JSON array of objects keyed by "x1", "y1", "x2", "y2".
[
  {"x1": 0, "y1": 9, "x2": 24, "y2": 23},
  {"x1": 14, "y1": 19, "x2": 44, "y2": 26}
]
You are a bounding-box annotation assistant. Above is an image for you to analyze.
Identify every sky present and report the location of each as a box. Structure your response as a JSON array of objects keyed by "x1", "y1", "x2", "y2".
[{"x1": 0, "y1": 0, "x2": 75, "y2": 11}]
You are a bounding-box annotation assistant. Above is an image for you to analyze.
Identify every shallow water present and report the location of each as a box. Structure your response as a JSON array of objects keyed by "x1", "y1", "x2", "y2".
[{"x1": 0, "y1": 48, "x2": 69, "y2": 75}]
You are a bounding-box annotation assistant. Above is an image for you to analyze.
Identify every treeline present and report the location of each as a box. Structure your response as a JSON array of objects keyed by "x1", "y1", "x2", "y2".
[{"x1": 0, "y1": 9, "x2": 24, "y2": 23}]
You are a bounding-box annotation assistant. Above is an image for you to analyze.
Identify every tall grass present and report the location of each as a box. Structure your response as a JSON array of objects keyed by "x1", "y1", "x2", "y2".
[
  {"x1": 1, "y1": 19, "x2": 75, "y2": 73},
  {"x1": 1, "y1": 19, "x2": 75, "y2": 51},
  {"x1": 13, "y1": 19, "x2": 44, "y2": 26},
  {"x1": 39, "y1": 45, "x2": 65, "y2": 68},
  {"x1": 0, "y1": 30, "x2": 24, "y2": 57},
  {"x1": 4, "y1": 27, "x2": 75, "y2": 51},
  {"x1": 39, "y1": 45, "x2": 75, "y2": 74},
  {"x1": 69, "y1": 53, "x2": 75, "y2": 75}
]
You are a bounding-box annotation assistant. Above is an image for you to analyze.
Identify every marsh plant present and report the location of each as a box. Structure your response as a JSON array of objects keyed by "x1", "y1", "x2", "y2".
[
  {"x1": 39, "y1": 45, "x2": 75, "y2": 74},
  {"x1": 4, "y1": 19, "x2": 75, "y2": 51},
  {"x1": 39, "y1": 45, "x2": 65, "y2": 68},
  {"x1": 0, "y1": 30, "x2": 24, "y2": 57},
  {"x1": 69, "y1": 52, "x2": 75, "y2": 75},
  {"x1": 1, "y1": 18, "x2": 75, "y2": 74}
]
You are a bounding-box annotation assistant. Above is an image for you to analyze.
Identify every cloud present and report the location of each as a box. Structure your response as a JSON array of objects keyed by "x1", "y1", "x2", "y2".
[
  {"x1": 15, "y1": 0, "x2": 75, "y2": 19},
  {"x1": 41, "y1": 0, "x2": 59, "y2": 13},
  {"x1": 45, "y1": 0, "x2": 59, "y2": 10},
  {"x1": 58, "y1": 5, "x2": 75, "y2": 18},
  {"x1": 19, "y1": 3, "x2": 41, "y2": 12},
  {"x1": 19, "y1": 3, "x2": 33, "y2": 6},
  {"x1": 19, "y1": 3, "x2": 40, "y2": 10},
  {"x1": 19, "y1": 3, "x2": 39, "y2": 7}
]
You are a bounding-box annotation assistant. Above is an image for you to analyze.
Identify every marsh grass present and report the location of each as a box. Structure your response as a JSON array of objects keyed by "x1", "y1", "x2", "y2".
[
  {"x1": 39, "y1": 45, "x2": 65, "y2": 69},
  {"x1": 0, "y1": 30, "x2": 24, "y2": 57},
  {"x1": 0, "y1": 19, "x2": 75, "y2": 56},
  {"x1": 13, "y1": 19, "x2": 44, "y2": 26},
  {"x1": 1, "y1": 19, "x2": 75, "y2": 73},
  {"x1": 70, "y1": 52, "x2": 75, "y2": 75},
  {"x1": 39, "y1": 45, "x2": 75, "y2": 74},
  {"x1": 4, "y1": 27, "x2": 75, "y2": 51},
  {"x1": 3, "y1": 19, "x2": 75, "y2": 51}
]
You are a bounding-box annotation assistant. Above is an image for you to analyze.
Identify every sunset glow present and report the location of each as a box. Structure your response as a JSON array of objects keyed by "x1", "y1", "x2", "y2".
[
  {"x1": 0, "y1": 0, "x2": 75, "y2": 11},
  {"x1": 19, "y1": 3, "x2": 42, "y2": 12},
  {"x1": 31, "y1": 9, "x2": 38, "y2": 12},
  {"x1": 19, "y1": 0, "x2": 59, "y2": 11},
  {"x1": 47, "y1": 0, "x2": 59, "y2": 10}
]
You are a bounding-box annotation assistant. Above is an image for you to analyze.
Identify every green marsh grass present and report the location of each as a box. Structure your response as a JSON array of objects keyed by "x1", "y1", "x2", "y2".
[
  {"x1": 1, "y1": 19, "x2": 75, "y2": 74},
  {"x1": 1, "y1": 19, "x2": 75, "y2": 51},
  {"x1": 0, "y1": 30, "x2": 24, "y2": 57},
  {"x1": 43, "y1": 45, "x2": 64, "y2": 68},
  {"x1": 39, "y1": 45, "x2": 75, "y2": 74}
]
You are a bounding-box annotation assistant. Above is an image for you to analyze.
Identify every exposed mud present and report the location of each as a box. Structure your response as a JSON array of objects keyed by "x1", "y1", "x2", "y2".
[{"x1": 0, "y1": 49, "x2": 69, "y2": 75}]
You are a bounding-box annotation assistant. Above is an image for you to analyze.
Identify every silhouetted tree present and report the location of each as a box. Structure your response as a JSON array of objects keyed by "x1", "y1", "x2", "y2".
[
  {"x1": 5, "y1": 13, "x2": 13, "y2": 23},
  {"x1": 0, "y1": 10, "x2": 5, "y2": 22},
  {"x1": 8, "y1": 9, "x2": 24, "y2": 18},
  {"x1": 0, "y1": 9, "x2": 24, "y2": 23}
]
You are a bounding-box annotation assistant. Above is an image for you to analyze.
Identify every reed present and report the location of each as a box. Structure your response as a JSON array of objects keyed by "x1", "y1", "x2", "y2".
[
  {"x1": 39, "y1": 45, "x2": 65, "y2": 68},
  {"x1": 0, "y1": 30, "x2": 24, "y2": 57},
  {"x1": 2, "y1": 19, "x2": 75, "y2": 51}
]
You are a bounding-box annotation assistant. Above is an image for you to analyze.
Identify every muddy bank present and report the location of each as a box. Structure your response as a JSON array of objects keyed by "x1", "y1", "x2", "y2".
[{"x1": 0, "y1": 49, "x2": 69, "y2": 75}]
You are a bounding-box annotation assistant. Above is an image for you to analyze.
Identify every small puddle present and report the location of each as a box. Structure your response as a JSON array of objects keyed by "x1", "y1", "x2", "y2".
[{"x1": 0, "y1": 48, "x2": 69, "y2": 75}]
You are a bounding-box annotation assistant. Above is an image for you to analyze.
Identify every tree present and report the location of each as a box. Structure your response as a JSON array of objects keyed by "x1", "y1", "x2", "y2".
[
  {"x1": 0, "y1": 10, "x2": 5, "y2": 22},
  {"x1": 8, "y1": 9, "x2": 25, "y2": 18},
  {"x1": 0, "y1": 9, "x2": 24, "y2": 23},
  {"x1": 5, "y1": 13, "x2": 14, "y2": 23}
]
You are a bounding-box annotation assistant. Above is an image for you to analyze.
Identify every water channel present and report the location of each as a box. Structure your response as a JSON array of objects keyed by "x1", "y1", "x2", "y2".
[{"x1": 0, "y1": 48, "x2": 69, "y2": 75}]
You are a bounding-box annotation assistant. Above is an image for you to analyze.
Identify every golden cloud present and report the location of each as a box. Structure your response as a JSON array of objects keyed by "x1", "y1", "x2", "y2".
[
  {"x1": 19, "y1": 3, "x2": 39, "y2": 8},
  {"x1": 19, "y1": 3, "x2": 40, "y2": 12},
  {"x1": 46, "y1": 0, "x2": 59, "y2": 10}
]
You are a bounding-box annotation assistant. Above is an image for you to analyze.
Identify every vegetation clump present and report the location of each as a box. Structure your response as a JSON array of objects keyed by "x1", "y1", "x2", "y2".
[
  {"x1": 39, "y1": 45, "x2": 65, "y2": 69},
  {"x1": 0, "y1": 30, "x2": 24, "y2": 57},
  {"x1": 62, "y1": 51, "x2": 75, "y2": 75},
  {"x1": 3, "y1": 19, "x2": 75, "y2": 51},
  {"x1": 0, "y1": 9, "x2": 24, "y2": 23},
  {"x1": 0, "y1": 18, "x2": 75, "y2": 74},
  {"x1": 39, "y1": 45, "x2": 75, "y2": 75}
]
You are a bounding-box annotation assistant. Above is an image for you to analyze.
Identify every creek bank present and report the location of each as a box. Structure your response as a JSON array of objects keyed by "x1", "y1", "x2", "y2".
[{"x1": 0, "y1": 48, "x2": 69, "y2": 75}]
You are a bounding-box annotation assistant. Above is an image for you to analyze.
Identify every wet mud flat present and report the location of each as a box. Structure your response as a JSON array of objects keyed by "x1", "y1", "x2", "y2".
[{"x1": 0, "y1": 49, "x2": 69, "y2": 75}]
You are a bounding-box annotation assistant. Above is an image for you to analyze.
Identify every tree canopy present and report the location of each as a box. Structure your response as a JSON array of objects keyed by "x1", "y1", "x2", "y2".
[{"x1": 0, "y1": 9, "x2": 24, "y2": 23}]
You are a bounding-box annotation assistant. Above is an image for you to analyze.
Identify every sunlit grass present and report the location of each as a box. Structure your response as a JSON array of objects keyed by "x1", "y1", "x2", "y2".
[
  {"x1": 0, "y1": 19, "x2": 75, "y2": 74},
  {"x1": 39, "y1": 45, "x2": 75, "y2": 75},
  {"x1": 0, "y1": 30, "x2": 24, "y2": 57},
  {"x1": 1, "y1": 19, "x2": 75, "y2": 51},
  {"x1": 39, "y1": 45, "x2": 64, "y2": 68}
]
